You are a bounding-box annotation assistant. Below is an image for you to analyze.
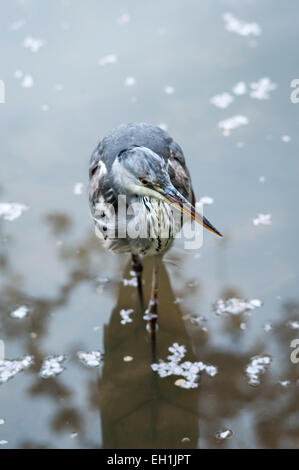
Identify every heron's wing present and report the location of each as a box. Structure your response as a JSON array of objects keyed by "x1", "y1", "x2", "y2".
[
  {"x1": 166, "y1": 140, "x2": 194, "y2": 204},
  {"x1": 89, "y1": 164, "x2": 117, "y2": 214}
]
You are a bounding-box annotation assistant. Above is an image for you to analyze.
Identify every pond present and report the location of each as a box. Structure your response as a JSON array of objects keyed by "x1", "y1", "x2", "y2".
[{"x1": 0, "y1": 0, "x2": 298, "y2": 449}]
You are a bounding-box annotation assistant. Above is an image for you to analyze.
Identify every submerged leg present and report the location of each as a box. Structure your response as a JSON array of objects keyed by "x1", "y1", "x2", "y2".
[
  {"x1": 131, "y1": 254, "x2": 145, "y2": 311},
  {"x1": 146, "y1": 256, "x2": 162, "y2": 361}
]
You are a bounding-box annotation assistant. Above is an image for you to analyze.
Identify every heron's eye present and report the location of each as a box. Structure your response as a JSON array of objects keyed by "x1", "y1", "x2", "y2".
[{"x1": 140, "y1": 178, "x2": 149, "y2": 185}]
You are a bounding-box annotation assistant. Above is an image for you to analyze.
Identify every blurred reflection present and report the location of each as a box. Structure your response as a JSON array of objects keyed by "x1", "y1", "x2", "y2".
[
  {"x1": 1, "y1": 213, "x2": 299, "y2": 449},
  {"x1": 95, "y1": 258, "x2": 200, "y2": 449},
  {"x1": 45, "y1": 213, "x2": 72, "y2": 235}
]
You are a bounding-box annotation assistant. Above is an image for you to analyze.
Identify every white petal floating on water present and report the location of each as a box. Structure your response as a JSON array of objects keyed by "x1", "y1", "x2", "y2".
[
  {"x1": 253, "y1": 213, "x2": 272, "y2": 226},
  {"x1": 0, "y1": 203, "x2": 29, "y2": 221},
  {"x1": 39, "y1": 355, "x2": 67, "y2": 379},
  {"x1": 10, "y1": 19, "x2": 26, "y2": 31},
  {"x1": 215, "y1": 298, "x2": 262, "y2": 316},
  {"x1": 73, "y1": 182, "x2": 84, "y2": 195},
  {"x1": 250, "y1": 78, "x2": 277, "y2": 100},
  {"x1": 286, "y1": 320, "x2": 299, "y2": 330},
  {"x1": 215, "y1": 428, "x2": 233, "y2": 440},
  {"x1": 125, "y1": 76, "x2": 136, "y2": 87},
  {"x1": 199, "y1": 196, "x2": 214, "y2": 205},
  {"x1": 23, "y1": 36, "x2": 45, "y2": 53},
  {"x1": 0, "y1": 356, "x2": 34, "y2": 384},
  {"x1": 210, "y1": 92, "x2": 234, "y2": 109},
  {"x1": 98, "y1": 54, "x2": 118, "y2": 66},
  {"x1": 165, "y1": 86, "x2": 175, "y2": 95},
  {"x1": 279, "y1": 380, "x2": 290, "y2": 387},
  {"x1": 0, "y1": 440, "x2": 8, "y2": 445},
  {"x1": 70, "y1": 432, "x2": 78, "y2": 439},
  {"x1": 117, "y1": 13, "x2": 131, "y2": 25},
  {"x1": 120, "y1": 308, "x2": 134, "y2": 325},
  {"x1": 259, "y1": 176, "x2": 266, "y2": 183},
  {"x1": 232, "y1": 81, "x2": 247, "y2": 95},
  {"x1": 175, "y1": 378, "x2": 188, "y2": 388},
  {"x1": 123, "y1": 356, "x2": 134, "y2": 362},
  {"x1": 77, "y1": 351, "x2": 103, "y2": 368},
  {"x1": 246, "y1": 355, "x2": 271, "y2": 386},
  {"x1": 123, "y1": 277, "x2": 138, "y2": 287},
  {"x1": 0, "y1": 418, "x2": 5, "y2": 425},
  {"x1": 218, "y1": 115, "x2": 249, "y2": 136},
  {"x1": 282, "y1": 135, "x2": 291, "y2": 143},
  {"x1": 223, "y1": 12, "x2": 261, "y2": 37},
  {"x1": 143, "y1": 311, "x2": 158, "y2": 321},
  {"x1": 21, "y1": 74, "x2": 34, "y2": 88},
  {"x1": 167, "y1": 343, "x2": 186, "y2": 363},
  {"x1": 10, "y1": 305, "x2": 30, "y2": 320},
  {"x1": 151, "y1": 342, "x2": 218, "y2": 389}
]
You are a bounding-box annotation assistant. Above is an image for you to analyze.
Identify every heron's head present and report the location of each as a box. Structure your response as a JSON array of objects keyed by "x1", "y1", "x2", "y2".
[{"x1": 112, "y1": 145, "x2": 222, "y2": 237}]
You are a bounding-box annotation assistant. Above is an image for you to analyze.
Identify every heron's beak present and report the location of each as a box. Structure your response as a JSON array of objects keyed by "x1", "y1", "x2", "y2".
[{"x1": 158, "y1": 185, "x2": 223, "y2": 237}]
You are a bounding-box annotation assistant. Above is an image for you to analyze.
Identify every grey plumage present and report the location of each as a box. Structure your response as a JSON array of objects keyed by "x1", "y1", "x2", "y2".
[
  {"x1": 88, "y1": 122, "x2": 222, "y2": 334},
  {"x1": 88, "y1": 122, "x2": 195, "y2": 256}
]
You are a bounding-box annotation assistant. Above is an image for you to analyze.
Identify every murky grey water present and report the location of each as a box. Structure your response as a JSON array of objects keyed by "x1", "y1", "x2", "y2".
[{"x1": 0, "y1": 0, "x2": 299, "y2": 449}]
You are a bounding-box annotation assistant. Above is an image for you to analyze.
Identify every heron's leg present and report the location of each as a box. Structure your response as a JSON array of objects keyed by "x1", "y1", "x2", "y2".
[
  {"x1": 131, "y1": 254, "x2": 145, "y2": 311},
  {"x1": 146, "y1": 256, "x2": 161, "y2": 362},
  {"x1": 147, "y1": 256, "x2": 161, "y2": 332}
]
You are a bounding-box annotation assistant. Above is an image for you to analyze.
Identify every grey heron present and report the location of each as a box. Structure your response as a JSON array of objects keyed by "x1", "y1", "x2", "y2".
[{"x1": 89, "y1": 123, "x2": 222, "y2": 332}]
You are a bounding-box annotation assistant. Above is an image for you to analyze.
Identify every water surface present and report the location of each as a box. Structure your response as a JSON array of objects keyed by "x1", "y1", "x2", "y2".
[{"x1": 0, "y1": 0, "x2": 298, "y2": 449}]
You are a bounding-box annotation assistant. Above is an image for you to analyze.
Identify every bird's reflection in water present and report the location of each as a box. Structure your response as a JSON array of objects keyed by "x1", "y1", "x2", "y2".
[
  {"x1": 96, "y1": 257, "x2": 200, "y2": 449},
  {"x1": 2, "y1": 215, "x2": 299, "y2": 449}
]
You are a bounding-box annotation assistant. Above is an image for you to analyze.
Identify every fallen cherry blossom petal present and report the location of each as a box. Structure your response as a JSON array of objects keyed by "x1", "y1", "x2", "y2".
[
  {"x1": 246, "y1": 355, "x2": 271, "y2": 386},
  {"x1": 253, "y1": 214, "x2": 272, "y2": 226},
  {"x1": 215, "y1": 298, "x2": 262, "y2": 316},
  {"x1": 10, "y1": 306, "x2": 30, "y2": 320},
  {"x1": 223, "y1": 12, "x2": 261, "y2": 37},
  {"x1": 120, "y1": 308, "x2": 134, "y2": 325},
  {"x1": 152, "y1": 343, "x2": 218, "y2": 389},
  {"x1": 0, "y1": 203, "x2": 29, "y2": 221},
  {"x1": 0, "y1": 356, "x2": 34, "y2": 384},
  {"x1": 218, "y1": 115, "x2": 249, "y2": 136},
  {"x1": 250, "y1": 78, "x2": 277, "y2": 100},
  {"x1": 232, "y1": 81, "x2": 247, "y2": 95},
  {"x1": 210, "y1": 92, "x2": 234, "y2": 109},
  {"x1": 39, "y1": 355, "x2": 67, "y2": 379},
  {"x1": 77, "y1": 351, "x2": 103, "y2": 368}
]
